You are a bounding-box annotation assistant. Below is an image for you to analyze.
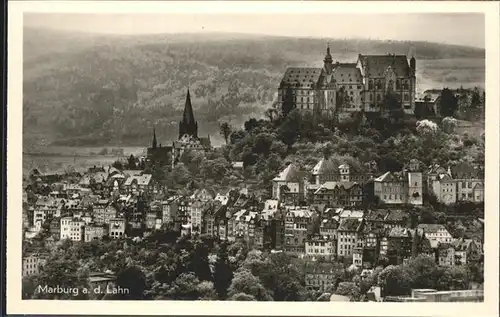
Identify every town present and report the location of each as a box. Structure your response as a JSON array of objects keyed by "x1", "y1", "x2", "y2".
[{"x1": 22, "y1": 46, "x2": 485, "y2": 302}]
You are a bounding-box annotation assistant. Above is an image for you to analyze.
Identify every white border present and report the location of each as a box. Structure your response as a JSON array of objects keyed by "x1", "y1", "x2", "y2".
[{"x1": 7, "y1": 1, "x2": 500, "y2": 316}]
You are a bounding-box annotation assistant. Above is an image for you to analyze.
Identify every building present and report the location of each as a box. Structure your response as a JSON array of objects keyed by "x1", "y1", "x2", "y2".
[
  {"x1": 277, "y1": 46, "x2": 416, "y2": 118},
  {"x1": 451, "y1": 162, "x2": 484, "y2": 203},
  {"x1": 94, "y1": 201, "x2": 118, "y2": 225},
  {"x1": 146, "y1": 89, "x2": 211, "y2": 167},
  {"x1": 161, "y1": 196, "x2": 180, "y2": 225},
  {"x1": 305, "y1": 235, "x2": 336, "y2": 260},
  {"x1": 437, "y1": 243, "x2": 456, "y2": 266},
  {"x1": 189, "y1": 199, "x2": 206, "y2": 234},
  {"x1": 22, "y1": 253, "x2": 48, "y2": 277},
  {"x1": 319, "y1": 218, "x2": 339, "y2": 240},
  {"x1": 60, "y1": 217, "x2": 85, "y2": 241},
  {"x1": 373, "y1": 172, "x2": 406, "y2": 204},
  {"x1": 123, "y1": 174, "x2": 155, "y2": 195},
  {"x1": 337, "y1": 218, "x2": 364, "y2": 257},
  {"x1": 109, "y1": 218, "x2": 126, "y2": 239},
  {"x1": 272, "y1": 164, "x2": 307, "y2": 202},
  {"x1": 387, "y1": 227, "x2": 413, "y2": 265},
  {"x1": 418, "y1": 224, "x2": 454, "y2": 248},
  {"x1": 312, "y1": 181, "x2": 363, "y2": 207},
  {"x1": 284, "y1": 206, "x2": 316, "y2": 254},
  {"x1": 304, "y1": 262, "x2": 341, "y2": 292},
  {"x1": 84, "y1": 224, "x2": 107, "y2": 242}
]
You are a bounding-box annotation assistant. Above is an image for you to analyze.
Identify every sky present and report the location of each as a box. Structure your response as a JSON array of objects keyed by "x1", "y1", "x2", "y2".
[{"x1": 24, "y1": 13, "x2": 485, "y2": 48}]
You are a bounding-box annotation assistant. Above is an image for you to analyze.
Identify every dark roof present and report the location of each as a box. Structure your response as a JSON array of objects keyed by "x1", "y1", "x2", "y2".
[
  {"x1": 358, "y1": 54, "x2": 413, "y2": 77},
  {"x1": 305, "y1": 262, "x2": 341, "y2": 274},
  {"x1": 338, "y1": 218, "x2": 363, "y2": 232},
  {"x1": 366, "y1": 209, "x2": 390, "y2": 221},
  {"x1": 273, "y1": 164, "x2": 307, "y2": 182},
  {"x1": 332, "y1": 63, "x2": 363, "y2": 84},
  {"x1": 280, "y1": 67, "x2": 323, "y2": 89},
  {"x1": 385, "y1": 209, "x2": 407, "y2": 222},
  {"x1": 199, "y1": 137, "x2": 212, "y2": 148}
]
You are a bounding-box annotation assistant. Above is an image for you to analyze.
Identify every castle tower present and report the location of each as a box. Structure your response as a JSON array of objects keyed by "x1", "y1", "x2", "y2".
[
  {"x1": 323, "y1": 44, "x2": 334, "y2": 74},
  {"x1": 152, "y1": 127, "x2": 157, "y2": 149},
  {"x1": 179, "y1": 88, "x2": 198, "y2": 139}
]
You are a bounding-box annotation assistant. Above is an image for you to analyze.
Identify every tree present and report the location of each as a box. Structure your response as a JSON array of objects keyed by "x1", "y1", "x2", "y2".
[
  {"x1": 167, "y1": 273, "x2": 201, "y2": 300},
  {"x1": 214, "y1": 242, "x2": 233, "y2": 299},
  {"x1": 108, "y1": 265, "x2": 147, "y2": 300},
  {"x1": 416, "y1": 120, "x2": 438, "y2": 136},
  {"x1": 186, "y1": 240, "x2": 212, "y2": 282},
  {"x1": 112, "y1": 160, "x2": 124, "y2": 170},
  {"x1": 406, "y1": 254, "x2": 439, "y2": 290},
  {"x1": 436, "y1": 266, "x2": 469, "y2": 291},
  {"x1": 227, "y1": 269, "x2": 273, "y2": 301},
  {"x1": 378, "y1": 265, "x2": 413, "y2": 297},
  {"x1": 440, "y1": 88, "x2": 458, "y2": 117},
  {"x1": 335, "y1": 282, "x2": 361, "y2": 301},
  {"x1": 442, "y1": 117, "x2": 457, "y2": 134},
  {"x1": 219, "y1": 122, "x2": 233, "y2": 145}
]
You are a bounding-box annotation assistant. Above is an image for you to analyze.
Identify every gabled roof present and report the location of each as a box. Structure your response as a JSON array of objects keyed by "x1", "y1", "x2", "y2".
[
  {"x1": 314, "y1": 181, "x2": 358, "y2": 193},
  {"x1": 338, "y1": 218, "x2": 363, "y2": 232},
  {"x1": 273, "y1": 164, "x2": 305, "y2": 182},
  {"x1": 358, "y1": 54, "x2": 413, "y2": 77},
  {"x1": 124, "y1": 174, "x2": 152, "y2": 186},
  {"x1": 417, "y1": 223, "x2": 448, "y2": 233},
  {"x1": 374, "y1": 171, "x2": 401, "y2": 182},
  {"x1": 280, "y1": 67, "x2": 323, "y2": 89},
  {"x1": 385, "y1": 209, "x2": 407, "y2": 222},
  {"x1": 388, "y1": 227, "x2": 411, "y2": 238},
  {"x1": 366, "y1": 209, "x2": 390, "y2": 221},
  {"x1": 473, "y1": 182, "x2": 484, "y2": 190}
]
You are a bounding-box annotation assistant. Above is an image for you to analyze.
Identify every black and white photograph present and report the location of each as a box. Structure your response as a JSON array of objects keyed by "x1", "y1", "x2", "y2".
[{"x1": 6, "y1": 1, "x2": 500, "y2": 316}]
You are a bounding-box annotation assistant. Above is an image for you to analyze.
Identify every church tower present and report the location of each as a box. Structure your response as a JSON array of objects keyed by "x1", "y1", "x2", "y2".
[
  {"x1": 179, "y1": 88, "x2": 198, "y2": 139},
  {"x1": 323, "y1": 44, "x2": 334, "y2": 74},
  {"x1": 152, "y1": 127, "x2": 157, "y2": 149}
]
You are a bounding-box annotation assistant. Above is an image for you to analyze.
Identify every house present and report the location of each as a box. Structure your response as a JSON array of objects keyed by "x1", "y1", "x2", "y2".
[
  {"x1": 418, "y1": 224, "x2": 454, "y2": 248},
  {"x1": 387, "y1": 227, "x2": 413, "y2": 265},
  {"x1": 202, "y1": 201, "x2": 226, "y2": 238},
  {"x1": 22, "y1": 253, "x2": 48, "y2": 277},
  {"x1": 437, "y1": 243, "x2": 455, "y2": 266},
  {"x1": 109, "y1": 218, "x2": 126, "y2": 239},
  {"x1": 304, "y1": 262, "x2": 341, "y2": 292},
  {"x1": 312, "y1": 181, "x2": 363, "y2": 207},
  {"x1": 189, "y1": 199, "x2": 207, "y2": 234},
  {"x1": 190, "y1": 188, "x2": 215, "y2": 203},
  {"x1": 84, "y1": 224, "x2": 107, "y2": 242},
  {"x1": 373, "y1": 172, "x2": 406, "y2": 204},
  {"x1": 383, "y1": 209, "x2": 408, "y2": 229},
  {"x1": 161, "y1": 196, "x2": 180, "y2": 225},
  {"x1": 404, "y1": 159, "x2": 424, "y2": 205},
  {"x1": 305, "y1": 235, "x2": 336, "y2": 260},
  {"x1": 319, "y1": 218, "x2": 339, "y2": 240},
  {"x1": 123, "y1": 174, "x2": 155, "y2": 195},
  {"x1": 272, "y1": 164, "x2": 307, "y2": 202},
  {"x1": 451, "y1": 162, "x2": 484, "y2": 202},
  {"x1": 94, "y1": 200, "x2": 118, "y2": 225},
  {"x1": 284, "y1": 206, "x2": 317, "y2": 254},
  {"x1": 365, "y1": 209, "x2": 390, "y2": 231},
  {"x1": 60, "y1": 217, "x2": 85, "y2": 241},
  {"x1": 337, "y1": 218, "x2": 364, "y2": 258},
  {"x1": 453, "y1": 238, "x2": 482, "y2": 265}
]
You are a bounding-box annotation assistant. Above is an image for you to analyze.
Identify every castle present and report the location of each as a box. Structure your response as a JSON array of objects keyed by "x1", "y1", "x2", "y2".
[
  {"x1": 277, "y1": 45, "x2": 417, "y2": 118},
  {"x1": 146, "y1": 89, "x2": 211, "y2": 168}
]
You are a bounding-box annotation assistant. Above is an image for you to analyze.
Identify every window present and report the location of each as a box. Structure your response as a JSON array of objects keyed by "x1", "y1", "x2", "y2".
[{"x1": 377, "y1": 94, "x2": 381, "y2": 101}]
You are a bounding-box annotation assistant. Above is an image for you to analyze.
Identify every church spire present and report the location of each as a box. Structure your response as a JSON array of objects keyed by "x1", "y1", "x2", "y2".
[
  {"x1": 179, "y1": 88, "x2": 198, "y2": 139},
  {"x1": 323, "y1": 43, "x2": 333, "y2": 74},
  {"x1": 152, "y1": 127, "x2": 157, "y2": 149}
]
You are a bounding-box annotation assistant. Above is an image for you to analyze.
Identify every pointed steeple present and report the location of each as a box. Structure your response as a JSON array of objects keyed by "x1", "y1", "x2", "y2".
[
  {"x1": 323, "y1": 43, "x2": 333, "y2": 74},
  {"x1": 179, "y1": 88, "x2": 198, "y2": 139},
  {"x1": 152, "y1": 127, "x2": 157, "y2": 149}
]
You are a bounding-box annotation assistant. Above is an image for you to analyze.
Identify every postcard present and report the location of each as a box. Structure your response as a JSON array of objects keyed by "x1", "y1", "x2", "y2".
[{"x1": 6, "y1": 1, "x2": 500, "y2": 316}]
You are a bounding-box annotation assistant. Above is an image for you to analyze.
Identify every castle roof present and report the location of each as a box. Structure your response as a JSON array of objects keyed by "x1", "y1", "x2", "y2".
[
  {"x1": 358, "y1": 54, "x2": 413, "y2": 77},
  {"x1": 314, "y1": 181, "x2": 358, "y2": 193},
  {"x1": 332, "y1": 63, "x2": 363, "y2": 84},
  {"x1": 338, "y1": 218, "x2": 363, "y2": 232},
  {"x1": 374, "y1": 171, "x2": 402, "y2": 182},
  {"x1": 280, "y1": 67, "x2": 323, "y2": 89}
]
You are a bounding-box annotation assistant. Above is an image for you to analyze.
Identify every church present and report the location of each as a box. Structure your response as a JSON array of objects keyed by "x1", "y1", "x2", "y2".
[
  {"x1": 277, "y1": 45, "x2": 417, "y2": 119},
  {"x1": 146, "y1": 89, "x2": 212, "y2": 168}
]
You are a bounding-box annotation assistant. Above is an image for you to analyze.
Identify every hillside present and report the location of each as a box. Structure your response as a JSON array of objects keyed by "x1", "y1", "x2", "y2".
[{"x1": 22, "y1": 27, "x2": 485, "y2": 149}]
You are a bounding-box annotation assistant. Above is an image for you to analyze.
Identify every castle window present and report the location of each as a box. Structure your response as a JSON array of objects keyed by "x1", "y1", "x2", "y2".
[
  {"x1": 369, "y1": 94, "x2": 373, "y2": 101},
  {"x1": 404, "y1": 94, "x2": 409, "y2": 101},
  {"x1": 396, "y1": 80, "x2": 401, "y2": 90},
  {"x1": 368, "y1": 81, "x2": 373, "y2": 90},
  {"x1": 377, "y1": 94, "x2": 381, "y2": 101}
]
